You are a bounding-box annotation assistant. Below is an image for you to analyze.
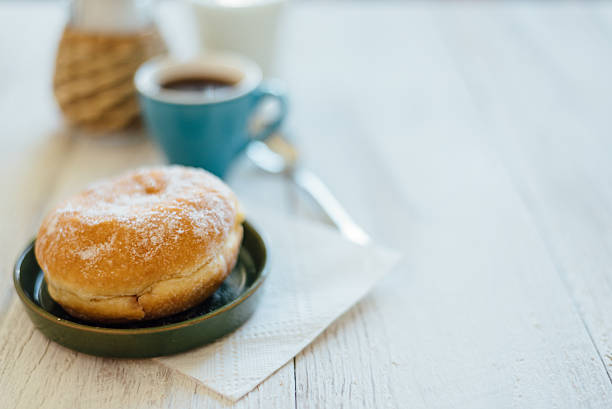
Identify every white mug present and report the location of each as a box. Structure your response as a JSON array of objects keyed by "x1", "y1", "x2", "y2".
[{"x1": 188, "y1": 0, "x2": 286, "y2": 77}]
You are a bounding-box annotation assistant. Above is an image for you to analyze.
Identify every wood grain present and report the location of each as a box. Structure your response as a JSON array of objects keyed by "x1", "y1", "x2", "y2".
[
  {"x1": 433, "y1": 0, "x2": 612, "y2": 386},
  {"x1": 0, "y1": 3, "x2": 70, "y2": 326},
  {"x1": 284, "y1": 3, "x2": 612, "y2": 408},
  {"x1": 3, "y1": 1, "x2": 612, "y2": 408}
]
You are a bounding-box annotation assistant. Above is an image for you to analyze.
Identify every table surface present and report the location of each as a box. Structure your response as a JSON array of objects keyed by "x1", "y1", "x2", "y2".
[{"x1": 3, "y1": 1, "x2": 612, "y2": 408}]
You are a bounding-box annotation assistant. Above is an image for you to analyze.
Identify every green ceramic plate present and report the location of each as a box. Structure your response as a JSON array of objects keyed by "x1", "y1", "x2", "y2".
[{"x1": 13, "y1": 221, "x2": 268, "y2": 358}]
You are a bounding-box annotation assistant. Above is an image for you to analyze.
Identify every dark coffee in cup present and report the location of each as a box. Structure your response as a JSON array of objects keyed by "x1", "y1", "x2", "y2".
[{"x1": 161, "y1": 76, "x2": 237, "y2": 96}]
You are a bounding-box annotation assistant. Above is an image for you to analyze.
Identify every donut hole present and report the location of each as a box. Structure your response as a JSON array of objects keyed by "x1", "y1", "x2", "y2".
[
  {"x1": 132, "y1": 172, "x2": 167, "y2": 195},
  {"x1": 144, "y1": 185, "x2": 161, "y2": 194}
]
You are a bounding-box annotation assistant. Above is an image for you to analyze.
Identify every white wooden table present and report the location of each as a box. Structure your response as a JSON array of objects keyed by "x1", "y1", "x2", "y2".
[{"x1": 2, "y1": 1, "x2": 612, "y2": 407}]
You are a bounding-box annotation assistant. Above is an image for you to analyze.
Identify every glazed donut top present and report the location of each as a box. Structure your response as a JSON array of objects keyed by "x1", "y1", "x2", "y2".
[{"x1": 35, "y1": 166, "x2": 243, "y2": 298}]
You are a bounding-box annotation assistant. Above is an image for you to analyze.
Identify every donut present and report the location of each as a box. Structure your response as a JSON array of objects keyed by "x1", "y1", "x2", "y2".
[{"x1": 34, "y1": 165, "x2": 244, "y2": 323}]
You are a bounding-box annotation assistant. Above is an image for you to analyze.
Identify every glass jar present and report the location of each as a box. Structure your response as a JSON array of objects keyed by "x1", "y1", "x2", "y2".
[{"x1": 54, "y1": 0, "x2": 166, "y2": 132}]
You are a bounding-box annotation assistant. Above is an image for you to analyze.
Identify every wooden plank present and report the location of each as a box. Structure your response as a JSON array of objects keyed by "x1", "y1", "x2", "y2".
[
  {"x1": 0, "y1": 2, "x2": 71, "y2": 326},
  {"x1": 284, "y1": 3, "x2": 612, "y2": 408},
  {"x1": 433, "y1": 0, "x2": 612, "y2": 384}
]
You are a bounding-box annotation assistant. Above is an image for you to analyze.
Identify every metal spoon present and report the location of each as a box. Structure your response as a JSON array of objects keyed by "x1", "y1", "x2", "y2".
[{"x1": 246, "y1": 135, "x2": 371, "y2": 245}]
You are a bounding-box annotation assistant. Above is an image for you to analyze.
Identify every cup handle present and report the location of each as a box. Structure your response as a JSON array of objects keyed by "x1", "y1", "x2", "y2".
[{"x1": 249, "y1": 81, "x2": 288, "y2": 141}]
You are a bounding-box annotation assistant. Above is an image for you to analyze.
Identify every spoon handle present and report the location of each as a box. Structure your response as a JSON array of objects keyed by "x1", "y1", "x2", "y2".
[{"x1": 290, "y1": 167, "x2": 371, "y2": 245}]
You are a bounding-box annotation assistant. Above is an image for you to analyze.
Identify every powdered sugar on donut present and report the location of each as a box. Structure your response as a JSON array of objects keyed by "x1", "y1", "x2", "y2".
[
  {"x1": 35, "y1": 166, "x2": 242, "y2": 296},
  {"x1": 77, "y1": 233, "x2": 117, "y2": 261}
]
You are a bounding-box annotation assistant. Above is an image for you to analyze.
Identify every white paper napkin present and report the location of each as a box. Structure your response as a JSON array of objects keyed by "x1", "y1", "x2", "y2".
[{"x1": 155, "y1": 211, "x2": 401, "y2": 401}]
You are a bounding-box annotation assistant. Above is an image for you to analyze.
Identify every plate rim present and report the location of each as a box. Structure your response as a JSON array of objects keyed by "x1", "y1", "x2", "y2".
[{"x1": 13, "y1": 220, "x2": 269, "y2": 335}]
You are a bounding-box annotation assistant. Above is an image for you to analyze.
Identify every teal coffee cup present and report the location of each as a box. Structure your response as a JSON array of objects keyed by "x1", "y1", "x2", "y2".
[{"x1": 135, "y1": 54, "x2": 287, "y2": 177}]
